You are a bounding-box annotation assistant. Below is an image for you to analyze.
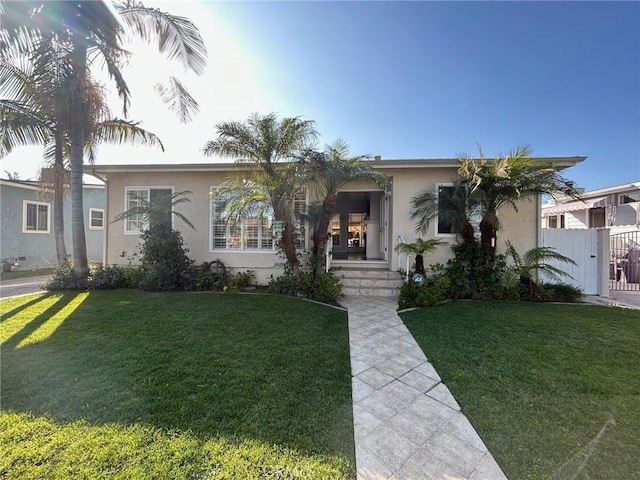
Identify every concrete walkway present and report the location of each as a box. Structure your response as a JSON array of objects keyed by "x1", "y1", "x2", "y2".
[{"x1": 340, "y1": 296, "x2": 507, "y2": 480}]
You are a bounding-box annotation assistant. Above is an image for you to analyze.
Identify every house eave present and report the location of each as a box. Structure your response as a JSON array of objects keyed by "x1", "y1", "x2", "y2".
[{"x1": 85, "y1": 155, "x2": 588, "y2": 176}]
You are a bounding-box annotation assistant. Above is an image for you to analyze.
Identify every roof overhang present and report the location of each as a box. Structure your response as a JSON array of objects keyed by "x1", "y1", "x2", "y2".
[
  {"x1": 541, "y1": 196, "x2": 607, "y2": 216},
  {"x1": 85, "y1": 155, "x2": 587, "y2": 176}
]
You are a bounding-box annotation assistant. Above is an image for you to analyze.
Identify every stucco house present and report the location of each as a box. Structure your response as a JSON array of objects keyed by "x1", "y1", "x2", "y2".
[
  {"x1": 0, "y1": 178, "x2": 105, "y2": 271},
  {"x1": 541, "y1": 181, "x2": 640, "y2": 234},
  {"x1": 87, "y1": 156, "x2": 585, "y2": 288}
]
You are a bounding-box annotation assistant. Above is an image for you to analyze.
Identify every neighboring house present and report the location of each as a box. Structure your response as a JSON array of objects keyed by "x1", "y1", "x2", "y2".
[
  {"x1": 87, "y1": 156, "x2": 585, "y2": 284},
  {"x1": 542, "y1": 181, "x2": 640, "y2": 234},
  {"x1": 0, "y1": 178, "x2": 105, "y2": 270}
]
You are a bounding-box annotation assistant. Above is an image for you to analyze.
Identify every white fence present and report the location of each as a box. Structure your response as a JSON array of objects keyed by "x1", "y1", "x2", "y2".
[{"x1": 541, "y1": 228, "x2": 609, "y2": 296}]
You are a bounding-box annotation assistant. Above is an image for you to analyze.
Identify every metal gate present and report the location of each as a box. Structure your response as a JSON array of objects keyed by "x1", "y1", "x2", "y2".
[{"x1": 610, "y1": 230, "x2": 640, "y2": 292}]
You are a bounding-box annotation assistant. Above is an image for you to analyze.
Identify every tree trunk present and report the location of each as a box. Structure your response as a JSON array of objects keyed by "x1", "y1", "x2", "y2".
[
  {"x1": 312, "y1": 194, "x2": 337, "y2": 278},
  {"x1": 479, "y1": 217, "x2": 496, "y2": 260},
  {"x1": 415, "y1": 254, "x2": 425, "y2": 275},
  {"x1": 280, "y1": 220, "x2": 300, "y2": 277},
  {"x1": 69, "y1": 42, "x2": 89, "y2": 278},
  {"x1": 460, "y1": 220, "x2": 475, "y2": 244},
  {"x1": 53, "y1": 153, "x2": 68, "y2": 266}
]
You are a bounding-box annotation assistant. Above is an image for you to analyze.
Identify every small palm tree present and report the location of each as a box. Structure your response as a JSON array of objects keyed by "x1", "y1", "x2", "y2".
[
  {"x1": 505, "y1": 240, "x2": 577, "y2": 300},
  {"x1": 394, "y1": 238, "x2": 441, "y2": 276},
  {"x1": 113, "y1": 190, "x2": 195, "y2": 232},
  {"x1": 302, "y1": 140, "x2": 389, "y2": 277},
  {"x1": 203, "y1": 113, "x2": 318, "y2": 277}
]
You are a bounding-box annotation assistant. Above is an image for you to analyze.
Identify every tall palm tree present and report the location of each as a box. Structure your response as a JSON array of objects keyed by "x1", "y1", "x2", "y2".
[
  {"x1": 203, "y1": 113, "x2": 318, "y2": 277},
  {"x1": 1, "y1": 42, "x2": 164, "y2": 266},
  {"x1": 1, "y1": 0, "x2": 207, "y2": 277},
  {"x1": 302, "y1": 139, "x2": 388, "y2": 277},
  {"x1": 458, "y1": 145, "x2": 579, "y2": 260}
]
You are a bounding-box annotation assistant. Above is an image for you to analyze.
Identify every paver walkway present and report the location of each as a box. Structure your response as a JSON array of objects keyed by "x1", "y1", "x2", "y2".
[{"x1": 340, "y1": 296, "x2": 507, "y2": 480}]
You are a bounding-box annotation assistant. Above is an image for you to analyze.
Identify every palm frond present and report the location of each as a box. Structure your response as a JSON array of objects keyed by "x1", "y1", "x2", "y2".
[
  {"x1": 153, "y1": 77, "x2": 199, "y2": 124},
  {"x1": 115, "y1": 0, "x2": 207, "y2": 75}
]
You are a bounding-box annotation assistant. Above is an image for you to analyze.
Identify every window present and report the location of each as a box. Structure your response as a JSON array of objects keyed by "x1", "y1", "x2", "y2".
[
  {"x1": 547, "y1": 214, "x2": 565, "y2": 229},
  {"x1": 210, "y1": 189, "x2": 306, "y2": 251},
  {"x1": 619, "y1": 192, "x2": 640, "y2": 204},
  {"x1": 89, "y1": 208, "x2": 104, "y2": 230},
  {"x1": 23, "y1": 200, "x2": 50, "y2": 233},
  {"x1": 436, "y1": 185, "x2": 456, "y2": 235},
  {"x1": 436, "y1": 184, "x2": 482, "y2": 236},
  {"x1": 124, "y1": 187, "x2": 172, "y2": 234}
]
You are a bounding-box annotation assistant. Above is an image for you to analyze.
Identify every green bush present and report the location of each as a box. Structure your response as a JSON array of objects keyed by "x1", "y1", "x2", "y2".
[
  {"x1": 138, "y1": 224, "x2": 194, "y2": 291},
  {"x1": 91, "y1": 264, "x2": 132, "y2": 289},
  {"x1": 42, "y1": 261, "x2": 90, "y2": 291},
  {"x1": 446, "y1": 241, "x2": 509, "y2": 300},
  {"x1": 536, "y1": 282, "x2": 583, "y2": 303},
  {"x1": 267, "y1": 267, "x2": 343, "y2": 304},
  {"x1": 398, "y1": 271, "x2": 451, "y2": 309},
  {"x1": 228, "y1": 270, "x2": 255, "y2": 290},
  {"x1": 305, "y1": 269, "x2": 343, "y2": 304}
]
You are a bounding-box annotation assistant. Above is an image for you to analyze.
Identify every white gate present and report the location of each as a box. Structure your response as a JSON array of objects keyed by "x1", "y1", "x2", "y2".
[{"x1": 541, "y1": 229, "x2": 607, "y2": 295}]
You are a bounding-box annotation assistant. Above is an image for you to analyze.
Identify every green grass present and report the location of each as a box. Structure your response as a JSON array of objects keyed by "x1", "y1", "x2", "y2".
[
  {"x1": 401, "y1": 302, "x2": 640, "y2": 480},
  {"x1": 0, "y1": 291, "x2": 355, "y2": 479},
  {"x1": 0, "y1": 267, "x2": 54, "y2": 281}
]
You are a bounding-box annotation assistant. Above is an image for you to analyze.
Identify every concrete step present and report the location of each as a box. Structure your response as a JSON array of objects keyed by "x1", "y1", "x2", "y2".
[
  {"x1": 337, "y1": 265, "x2": 402, "y2": 297},
  {"x1": 343, "y1": 286, "x2": 400, "y2": 297}
]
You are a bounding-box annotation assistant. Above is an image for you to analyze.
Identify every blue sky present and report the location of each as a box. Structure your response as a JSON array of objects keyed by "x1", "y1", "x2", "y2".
[{"x1": 2, "y1": 1, "x2": 639, "y2": 191}]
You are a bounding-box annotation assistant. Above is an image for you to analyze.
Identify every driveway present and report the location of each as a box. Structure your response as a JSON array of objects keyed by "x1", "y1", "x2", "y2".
[{"x1": 0, "y1": 275, "x2": 51, "y2": 299}]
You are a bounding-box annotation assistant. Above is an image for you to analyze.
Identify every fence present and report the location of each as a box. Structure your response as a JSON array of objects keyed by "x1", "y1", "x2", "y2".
[{"x1": 610, "y1": 230, "x2": 640, "y2": 292}]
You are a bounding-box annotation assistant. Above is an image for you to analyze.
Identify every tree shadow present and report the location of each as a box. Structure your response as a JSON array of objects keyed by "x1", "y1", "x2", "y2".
[
  {"x1": 0, "y1": 292, "x2": 59, "y2": 321},
  {"x1": 0, "y1": 291, "x2": 355, "y2": 461}
]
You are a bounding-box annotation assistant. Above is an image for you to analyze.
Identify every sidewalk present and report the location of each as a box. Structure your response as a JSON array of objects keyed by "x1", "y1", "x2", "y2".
[{"x1": 340, "y1": 296, "x2": 507, "y2": 480}]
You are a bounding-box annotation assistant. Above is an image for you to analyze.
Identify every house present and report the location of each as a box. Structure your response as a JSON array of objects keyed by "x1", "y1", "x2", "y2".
[
  {"x1": 87, "y1": 156, "x2": 585, "y2": 286},
  {"x1": 0, "y1": 178, "x2": 105, "y2": 271},
  {"x1": 542, "y1": 181, "x2": 640, "y2": 234}
]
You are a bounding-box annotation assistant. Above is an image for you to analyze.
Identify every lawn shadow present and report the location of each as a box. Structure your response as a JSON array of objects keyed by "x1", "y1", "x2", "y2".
[
  {"x1": 0, "y1": 292, "x2": 57, "y2": 321},
  {"x1": 0, "y1": 291, "x2": 355, "y2": 461}
]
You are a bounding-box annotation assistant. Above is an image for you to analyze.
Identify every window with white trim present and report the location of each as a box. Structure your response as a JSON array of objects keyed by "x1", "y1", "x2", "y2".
[
  {"x1": 210, "y1": 189, "x2": 306, "y2": 251},
  {"x1": 547, "y1": 214, "x2": 565, "y2": 229},
  {"x1": 23, "y1": 200, "x2": 50, "y2": 233},
  {"x1": 89, "y1": 208, "x2": 104, "y2": 230},
  {"x1": 124, "y1": 187, "x2": 172, "y2": 234}
]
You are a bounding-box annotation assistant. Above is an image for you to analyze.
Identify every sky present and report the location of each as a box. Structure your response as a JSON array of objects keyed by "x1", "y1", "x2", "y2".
[{"x1": 2, "y1": 0, "x2": 639, "y2": 192}]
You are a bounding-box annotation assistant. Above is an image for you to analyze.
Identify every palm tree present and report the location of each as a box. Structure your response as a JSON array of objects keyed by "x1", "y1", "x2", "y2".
[
  {"x1": 393, "y1": 238, "x2": 441, "y2": 276},
  {"x1": 1, "y1": 0, "x2": 207, "y2": 277},
  {"x1": 458, "y1": 145, "x2": 579, "y2": 260},
  {"x1": 1, "y1": 42, "x2": 164, "y2": 266},
  {"x1": 409, "y1": 180, "x2": 479, "y2": 244},
  {"x1": 302, "y1": 139, "x2": 388, "y2": 277},
  {"x1": 505, "y1": 240, "x2": 577, "y2": 300},
  {"x1": 203, "y1": 113, "x2": 318, "y2": 277}
]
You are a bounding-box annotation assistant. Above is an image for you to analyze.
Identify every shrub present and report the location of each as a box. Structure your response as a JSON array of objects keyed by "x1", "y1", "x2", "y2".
[
  {"x1": 228, "y1": 270, "x2": 255, "y2": 290},
  {"x1": 138, "y1": 224, "x2": 194, "y2": 291},
  {"x1": 536, "y1": 282, "x2": 583, "y2": 303},
  {"x1": 305, "y1": 269, "x2": 343, "y2": 304},
  {"x1": 91, "y1": 264, "x2": 132, "y2": 289},
  {"x1": 267, "y1": 267, "x2": 343, "y2": 304},
  {"x1": 42, "y1": 261, "x2": 90, "y2": 291},
  {"x1": 398, "y1": 270, "x2": 451, "y2": 309},
  {"x1": 446, "y1": 241, "x2": 509, "y2": 300}
]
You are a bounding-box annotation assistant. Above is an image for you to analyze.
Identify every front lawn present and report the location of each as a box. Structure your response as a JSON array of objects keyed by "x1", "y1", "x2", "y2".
[
  {"x1": 401, "y1": 302, "x2": 640, "y2": 480},
  {"x1": 0, "y1": 291, "x2": 355, "y2": 479}
]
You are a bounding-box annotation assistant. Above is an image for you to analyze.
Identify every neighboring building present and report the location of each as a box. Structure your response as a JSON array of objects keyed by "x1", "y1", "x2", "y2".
[
  {"x1": 0, "y1": 178, "x2": 105, "y2": 270},
  {"x1": 542, "y1": 181, "x2": 640, "y2": 234},
  {"x1": 87, "y1": 156, "x2": 585, "y2": 285}
]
